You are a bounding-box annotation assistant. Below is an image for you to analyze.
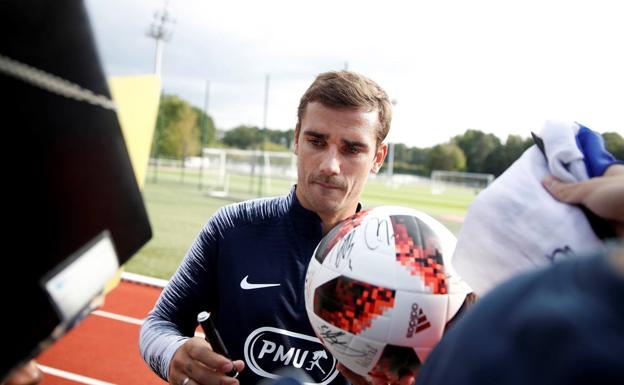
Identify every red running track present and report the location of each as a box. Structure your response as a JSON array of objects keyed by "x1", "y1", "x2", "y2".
[{"x1": 37, "y1": 278, "x2": 167, "y2": 385}]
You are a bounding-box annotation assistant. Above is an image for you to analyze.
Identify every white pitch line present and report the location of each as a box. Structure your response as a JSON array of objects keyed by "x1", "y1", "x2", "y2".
[
  {"x1": 121, "y1": 272, "x2": 168, "y2": 288},
  {"x1": 91, "y1": 310, "x2": 205, "y2": 338},
  {"x1": 39, "y1": 365, "x2": 117, "y2": 385},
  {"x1": 92, "y1": 310, "x2": 144, "y2": 326}
]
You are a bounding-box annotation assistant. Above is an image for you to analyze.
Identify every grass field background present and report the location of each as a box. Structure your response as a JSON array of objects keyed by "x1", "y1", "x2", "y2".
[{"x1": 124, "y1": 166, "x2": 476, "y2": 279}]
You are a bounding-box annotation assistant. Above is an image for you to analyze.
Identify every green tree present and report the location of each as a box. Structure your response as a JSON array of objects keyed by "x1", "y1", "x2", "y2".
[
  {"x1": 223, "y1": 126, "x2": 293, "y2": 151},
  {"x1": 152, "y1": 95, "x2": 208, "y2": 159},
  {"x1": 177, "y1": 107, "x2": 200, "y2": 162},
  {"x1": 267, "y1": 128, "x2": 295, "y2": 150},
  {"x1": 453, "y1": 129, "x2": 501, "y2": 173},
  {"x1": 392, "y1": 143, "x2": 410, "y2": 164},
  {"x1": 381, "y1": 144, "x2": 430, "y2": 176},
  {"x1": 263, "y1": 141, "x2": 290, "y2": 152},
  {"x1": 425, "y1": 143, "x2": 466, "y2": 174},
  {"x1": 193, "y1": 107, "x2": 217, "y2": 148},
  {"x1": 483, "y1": 134, "x2": 533, "y2": 176},
  {"x1": 409, "y1": 147, "x2": 429, "y2": 166},
  {"x1": 222, "y1": 125, "x2": 260, "y2": 149},
  {"x1": 603, "y1": 131, "x2": 624, "y2": 160}
]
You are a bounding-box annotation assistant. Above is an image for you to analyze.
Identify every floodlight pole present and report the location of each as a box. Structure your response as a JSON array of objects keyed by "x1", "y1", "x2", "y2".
[
  {"x1": 147, "y1": 2, "x2": 173, "y2": 76},
  {"x1": 386, "y1": 99, "x2": 397, "y2": 178},
  {"x1": 154, "y1": 39, "x2": 164, "y2": 75},
  {"x1": 152, "y1": 95, "x2": 164, "y2": 183},
  {"x1": 386, "y1": 142, "x2": 395, "y2": 178},
  {"x1": 147, "y1": 1, "x2": 173, "y2": 183},
  {"x1": 199, "y1": 80, "x2": 210, "y2": 190},
  {"x1": 258, "y1": 74, "x2": 270, "y2": 197}
]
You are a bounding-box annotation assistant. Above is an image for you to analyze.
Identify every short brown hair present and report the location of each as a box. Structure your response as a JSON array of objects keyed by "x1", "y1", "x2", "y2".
[{"x1": 296, "y1": 71, "x2": 392, "y2": 147}]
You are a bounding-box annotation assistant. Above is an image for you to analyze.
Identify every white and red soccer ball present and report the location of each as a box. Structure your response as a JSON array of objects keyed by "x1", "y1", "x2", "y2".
[{"x1": 304, "y1": 206, "x2": 473, "y2": 382}]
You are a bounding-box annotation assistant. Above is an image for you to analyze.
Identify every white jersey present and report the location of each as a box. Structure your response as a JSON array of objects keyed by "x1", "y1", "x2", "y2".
[{"x1": 452, "y1": 121, "x2": 605, "y2": 295}]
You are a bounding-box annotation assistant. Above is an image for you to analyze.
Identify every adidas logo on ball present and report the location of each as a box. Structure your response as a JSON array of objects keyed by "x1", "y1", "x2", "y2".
[{"x1": 406, "y1": 303, "x2": 431, "y2": 338}]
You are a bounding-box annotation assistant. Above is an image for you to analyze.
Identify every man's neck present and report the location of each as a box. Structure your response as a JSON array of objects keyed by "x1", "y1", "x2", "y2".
[{"x1": 318, "y1": 206, "x2": 359, "y2": 235}]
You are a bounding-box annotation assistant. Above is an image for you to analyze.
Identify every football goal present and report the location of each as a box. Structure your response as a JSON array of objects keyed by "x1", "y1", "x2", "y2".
[
  {"x1": 430, "y1": 170, "x2": 494, "y2": 195},
  {"x1": 199, "y1": 147, "x2": 297, "y2": 199}
]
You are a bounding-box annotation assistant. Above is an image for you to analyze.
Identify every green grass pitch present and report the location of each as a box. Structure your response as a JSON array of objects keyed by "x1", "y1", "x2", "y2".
[{"x1": 124, "y1": 168, "x2": 475, "y2": 279}]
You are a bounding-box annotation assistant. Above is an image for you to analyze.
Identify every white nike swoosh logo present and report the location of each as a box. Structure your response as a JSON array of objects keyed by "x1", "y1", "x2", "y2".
[{"x1": 240, "y1": 275, "x2": 281, "y2": 290}]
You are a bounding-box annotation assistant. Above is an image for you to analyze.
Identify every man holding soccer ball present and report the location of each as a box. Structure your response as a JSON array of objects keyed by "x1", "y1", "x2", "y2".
[{"x1": 140, "y1": 70, "x2": 401, "y2": 385}]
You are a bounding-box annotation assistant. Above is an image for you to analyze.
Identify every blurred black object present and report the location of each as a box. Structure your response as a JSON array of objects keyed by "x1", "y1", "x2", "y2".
[{"x1": 0, "y1": 0, "x2": 151, "y2": 380}]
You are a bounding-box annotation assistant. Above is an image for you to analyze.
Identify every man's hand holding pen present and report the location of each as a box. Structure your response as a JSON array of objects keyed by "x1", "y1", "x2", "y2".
[
  {"x1": 197, "y1": 312, "x2": 239, "y2": 378},
  {"x1": 167, "y1": 312, "x2": 244, "y2": 385}
]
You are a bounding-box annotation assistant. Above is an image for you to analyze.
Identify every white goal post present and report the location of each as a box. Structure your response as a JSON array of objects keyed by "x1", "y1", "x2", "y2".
[
  {"x1": 200, "y1": 147, "x2": 297, "y2": 198},
  {"x1": 430, "y1": 170, "x2": 494, "y2": 194}
]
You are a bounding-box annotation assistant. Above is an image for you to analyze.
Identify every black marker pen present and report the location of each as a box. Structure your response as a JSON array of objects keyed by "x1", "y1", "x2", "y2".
[{"x1": 197, "y1": 311, "x2": 239, "y2": 378}]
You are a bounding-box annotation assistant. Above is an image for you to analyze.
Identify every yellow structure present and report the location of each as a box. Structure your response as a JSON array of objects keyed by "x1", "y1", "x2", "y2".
[
  {"x1": 105, "y1": 74, "x2": 161, "y2": 293},
  {"x1": 108, "y1": 74, "x2": 161, "y2": 189}
]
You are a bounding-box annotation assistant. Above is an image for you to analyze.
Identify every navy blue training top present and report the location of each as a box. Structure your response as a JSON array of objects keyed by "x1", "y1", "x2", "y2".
[{"x1": 140, "y1": 186, "x2": 349, "y2": 385}]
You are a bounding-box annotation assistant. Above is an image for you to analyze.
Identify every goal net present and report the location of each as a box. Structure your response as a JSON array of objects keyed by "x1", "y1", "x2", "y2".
[
  {"x1": 430, "y1": 170, "x2": 494, "y2": 195},
  {"x1": 200, "y1": 148, "x2": 297, "y2": 199}
]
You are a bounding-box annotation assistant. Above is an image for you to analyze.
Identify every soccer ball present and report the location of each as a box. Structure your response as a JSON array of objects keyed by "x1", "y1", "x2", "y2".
[{"x1": 304, "y1": 206, "x2": 473, "y2": 382}]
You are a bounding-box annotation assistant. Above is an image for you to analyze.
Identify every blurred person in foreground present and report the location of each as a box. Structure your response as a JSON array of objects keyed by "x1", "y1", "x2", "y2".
[
  {"x1": 140, "y1": 71, "x2": 414, "y2": 385},
  {"x1": 415, "y1": 167, "x2": 624, "y2": 385}
]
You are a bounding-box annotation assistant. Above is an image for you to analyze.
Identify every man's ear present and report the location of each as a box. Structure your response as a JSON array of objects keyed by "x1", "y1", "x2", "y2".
[{"x1": 371, "y1": 143, "x2": 388, "y2": 173}]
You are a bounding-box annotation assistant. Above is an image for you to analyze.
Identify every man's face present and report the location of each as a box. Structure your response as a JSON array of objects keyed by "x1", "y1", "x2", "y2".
[{"x1": 294, "y1": 102, "x2": 387, "y2": 222}]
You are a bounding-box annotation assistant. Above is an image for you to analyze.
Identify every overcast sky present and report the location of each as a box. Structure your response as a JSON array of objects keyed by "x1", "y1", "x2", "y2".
[{"x1": 85, "y1": 0, "x2": 624, "y2": 147}]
